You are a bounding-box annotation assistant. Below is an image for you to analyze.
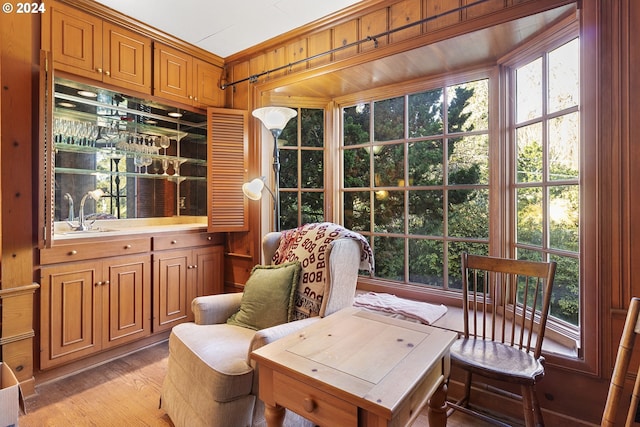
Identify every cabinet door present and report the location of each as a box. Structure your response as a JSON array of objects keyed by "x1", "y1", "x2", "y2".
[
  {"x1": 193, "y1": 58, "x2": 224, "y2": 108},
  {"x1": 40, "y1": 262, "x2": 100, "y2": 369},
  {"x1": 207, "y1": 108, "x2": 249, "y2": 232},
  {"x1": 102, "y1": 256, "x2": 151, "y2": 349},
  {"x1": 153, "y1": 250, "x2": 194, "y2": 332},
  {"x1": 154, "y1": 43, "x2": 193, "y2": 104},
  {"x1": 50, "y1": 2, "x2": 103, "y2": 80},
  {"x1": 103, "y1": 22, "x2": 152, "y2": 94},
  {"x1": 194, "y1": 245, "x2": 224, "y2": 296}
]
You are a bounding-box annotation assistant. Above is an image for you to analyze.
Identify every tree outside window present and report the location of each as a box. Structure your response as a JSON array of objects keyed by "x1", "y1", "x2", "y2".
[{"x1": 342, "y1": 79, "x2": 490, "y2": 289}]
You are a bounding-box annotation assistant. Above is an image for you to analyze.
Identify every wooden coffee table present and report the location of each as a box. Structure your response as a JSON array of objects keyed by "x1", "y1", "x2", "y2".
[{"x1": 251, "y1": 307, "x2": 457, "y2": 427}]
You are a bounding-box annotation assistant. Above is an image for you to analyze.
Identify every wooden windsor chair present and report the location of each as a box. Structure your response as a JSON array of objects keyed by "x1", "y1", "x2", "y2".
[{"x1": 447, "y1": 252, "x2": 557, "y2": 427}]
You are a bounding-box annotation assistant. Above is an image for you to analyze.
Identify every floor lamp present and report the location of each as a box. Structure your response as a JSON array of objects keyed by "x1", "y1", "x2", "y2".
[{"x1": 246, "y1": 106, "x2": 297, "y2": 232}]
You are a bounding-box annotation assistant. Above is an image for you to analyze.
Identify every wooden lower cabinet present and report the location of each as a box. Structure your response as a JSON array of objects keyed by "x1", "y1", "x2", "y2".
[
  {"x1": 39, "y1": 255, "x2": 151, "y2": 370},
  {"x1": 153, "y1": 245, "x2": 223, "y2": 332}
]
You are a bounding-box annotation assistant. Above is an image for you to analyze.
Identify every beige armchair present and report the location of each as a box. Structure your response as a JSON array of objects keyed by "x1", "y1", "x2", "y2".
[{"x1": 161, "y1": 225, "x2": 371, "y2": 427}]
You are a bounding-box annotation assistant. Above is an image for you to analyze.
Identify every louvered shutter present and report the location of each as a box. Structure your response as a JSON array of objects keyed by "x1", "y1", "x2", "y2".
[{"x1": 207, "y1": 108, "x2": 248, "y2": 232}]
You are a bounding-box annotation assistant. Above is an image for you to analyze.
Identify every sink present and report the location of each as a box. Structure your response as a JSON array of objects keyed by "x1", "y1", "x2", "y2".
[{"x1": 57, "y1": 227, "x2": 118, "y2": 235}]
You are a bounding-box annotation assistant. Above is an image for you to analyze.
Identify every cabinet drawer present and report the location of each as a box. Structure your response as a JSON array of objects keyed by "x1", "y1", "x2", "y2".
[
  {"x1": 153, "y1": 232, "x2": 222, "y2": 250},
  {"x1": 272, "y1": 371, "x2": 357, "y2": 426},
  {"x1": 40, "y1": 238, "x2": 151, "y2": 264}
]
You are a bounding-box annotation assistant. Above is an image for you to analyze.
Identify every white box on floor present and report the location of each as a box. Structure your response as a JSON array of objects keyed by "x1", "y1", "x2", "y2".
[{"x1": 0, "y1": 363, "x2": 19, "y2": 427}]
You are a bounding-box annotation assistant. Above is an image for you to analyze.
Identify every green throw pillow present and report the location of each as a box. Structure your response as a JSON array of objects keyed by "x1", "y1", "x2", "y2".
[{"x1": 227, "y1": 261, "x2": 301, "y2": 330}]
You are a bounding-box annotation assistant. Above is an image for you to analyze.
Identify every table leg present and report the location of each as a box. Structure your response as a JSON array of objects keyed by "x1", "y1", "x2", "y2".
[
  {"x1": 265, "y1": 402, "x2": 286, "y2": 427},
  {"x1": 427, "y1": 381, "x2": 448, "y2": 427}
]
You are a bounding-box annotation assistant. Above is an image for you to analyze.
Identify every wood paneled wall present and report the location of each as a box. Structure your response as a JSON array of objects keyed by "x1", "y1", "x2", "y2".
[{"x1": 0, "y1": 10, "x2": 41, "y2": 395}]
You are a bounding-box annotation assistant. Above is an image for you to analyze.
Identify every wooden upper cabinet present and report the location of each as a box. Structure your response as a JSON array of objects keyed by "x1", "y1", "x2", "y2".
[
  {"x1": 102, "y1": 22, "x2": 152, "y2": 94},
  {"x1": 155, "y1": 43, "x2": 224, "y2": 108},
  {"x1": 48, "y1": 2, "x2": 103, "y2": 79},
  {"x1": 46, "y1": 1, "x2": 152, "y2": 94}
]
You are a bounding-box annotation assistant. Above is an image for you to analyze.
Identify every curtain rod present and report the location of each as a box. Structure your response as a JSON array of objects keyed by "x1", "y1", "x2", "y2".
[{"x1": 220, "y1": 0, "x2": 491, "y2": 90}]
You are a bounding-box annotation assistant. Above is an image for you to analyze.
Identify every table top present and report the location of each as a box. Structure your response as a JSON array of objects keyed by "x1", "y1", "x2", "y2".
[{"x1": 251, "y1": 307, "x2": 457, "y2": 419}]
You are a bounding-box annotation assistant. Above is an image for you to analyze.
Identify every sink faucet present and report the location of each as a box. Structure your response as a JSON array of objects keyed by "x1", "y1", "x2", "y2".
[
  {"x1": 64, "y1": 193, "x2": 75, "y2": 222},
  {"x1": 68, "y1": 189, "x2": 104, "y2": 231}
]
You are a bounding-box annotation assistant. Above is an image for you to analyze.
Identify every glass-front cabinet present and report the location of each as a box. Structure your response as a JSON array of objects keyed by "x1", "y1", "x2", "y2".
[{"x1": 47, "y1": 78, "x2": 207, "y2": 241}]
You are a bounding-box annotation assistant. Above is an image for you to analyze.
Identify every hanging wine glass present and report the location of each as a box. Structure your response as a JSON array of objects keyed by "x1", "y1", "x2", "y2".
[
  {"x1": 142, "y1": 155, "x2": 153, "y2": 174},
  {"x1": 158, "y1": 135, "x2": 170, "y2": 155},
  {"x1": 134, "y1": 154, "x2": 144, "y2": 173}
]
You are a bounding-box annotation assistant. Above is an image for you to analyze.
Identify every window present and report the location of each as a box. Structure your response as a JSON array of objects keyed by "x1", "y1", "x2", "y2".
[
  {"x1": 340, "y1": 32, "x2": 582, "y2": 352},
  {"x1": 279, "y1": 108, "x2": 326, "y2": 229},
  {"x1": 342, "y1": 78, "x2": 490, "y2": 288},
  {"x1": 509, "y1": 37, "x2": 580, "y2": 329}
]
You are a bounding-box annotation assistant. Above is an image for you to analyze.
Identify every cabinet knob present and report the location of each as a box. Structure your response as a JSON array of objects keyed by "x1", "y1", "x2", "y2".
[
  {"x1": 303, "y1": 397, "x2": 316, "y2": 413},
  {"x1": 189, "y1": 95, "x2": 193, "y2": 99},
  {"x1": 104, "y1": 280, "x2": 110, "y2": 285},
  {"x1": 171, "y1": 240, "x2": 178, "y2": 244},
  {"x1": 97, "y1": 68, "x2": 103, "y2": 74},
  {"x1": 95, "y1": 281, "x2": 102, "y2": 286},
  {"x1": 124, "y1": 244, "x2": 132, "y2": 249},
  {"x1": 105, "y1": 70, "x2": 111, "y2": 76},
  {"x1": 207, "y1": 236, "x2": 212, "y2": 241},
  {"x1": 69, "y1": 250, "x2": 77, "y2": 256}
]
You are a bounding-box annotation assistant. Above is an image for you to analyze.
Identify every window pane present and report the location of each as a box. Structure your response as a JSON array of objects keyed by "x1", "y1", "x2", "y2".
[
  {"x1": 448, "y1": 79, "x2": 489, "y2": 133},
  {"x1": 301, "y1": 108, "x2": 324, "y2": 147},
  {"x1": 301, "y1": 151, "x2": 323, "y2": 188},
  {"x1": 448, "y1": 135, "x2": 489, "y2": 185},
  {"x1": 301, "y1": 192, "x2": 324, "y2": 224},
  {"x1": 516, "y1": 57, "x2": 542, "y2": 122},
  {"x1": 374, "y1": 236, "x2": 405, "y2": 281},
  {"x1": 408, "y1": 239, "x2": 444, "y2": 287},
  {"x1": 550, "y1": 185, "x2": 579, "y2": 251},
  {"x1": 548, "y1": 38, "x2": 580, "y2": 113},
  {"x1": 343, "y1": 148, "x2": 369, "y2": 187},
  {"x1": 280, "y1": 192, "x2": 298, "y2": 230},
  {"x1": 516, "y1": 122, "x2": 543, "y2": 183},
  {"x1": 374, "y1": 96, "x2": 404, "y2": 141},
  {"x1": 409, "y1": 190, "x2": 443, "y2": 236},
  {"x1": 344, "y1": 191, "x2": 370, "y2": 231},
  {"x1": 374, "y1": 190, "x2": 404, "y2": 233},
  {"x1": 449, "y1": 189, "x2": 489, "y2": 238},
  {"x1": 447, "y1": 242, "x2": 489, "y2": 290},
  {"x1": 409, "y1": 139, "x2": 443, "y2": 185},
  {"x1": 280, "y1": 149, "x2": 297, "y2": 187},
  {"x1": 549, "y1": 112, "x2": 579, "y2": 181},
  {"x1": 343, "y1": 104, "x2": 370, "y2": 146},
  {"x1": 374, "y1": 144, "x2": 403, "y2": 186},
  {"x1": 549, "y1": 253, "x2": 580, "y2": 325},
  {"x1": 279, "y1": 115, "x2": 298, "y2": 147},
  {"x1": 408, "y1": 88, "x2": 443, "y2": 137},
  {"x1": 516, "y1": 187, "x2": 543, "y2": 245}
]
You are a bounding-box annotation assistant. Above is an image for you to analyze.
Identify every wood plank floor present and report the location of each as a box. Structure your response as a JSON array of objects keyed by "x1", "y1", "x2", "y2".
[{"x1": 19, "y1": 341, "x2": 492, "y2": 426}]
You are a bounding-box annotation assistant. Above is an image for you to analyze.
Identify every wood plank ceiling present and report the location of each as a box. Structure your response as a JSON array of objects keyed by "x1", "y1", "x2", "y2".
[{"x1": 264, "y1": 3, "x2": 576, "y2": 100}]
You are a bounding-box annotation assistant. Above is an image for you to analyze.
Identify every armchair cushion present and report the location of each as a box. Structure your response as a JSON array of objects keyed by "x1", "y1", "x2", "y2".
[{"x1": 227, "y1": 261, "x2": 301, "y2": 330}]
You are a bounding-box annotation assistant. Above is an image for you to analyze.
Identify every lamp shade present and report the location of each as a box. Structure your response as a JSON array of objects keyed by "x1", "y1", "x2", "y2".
[
  {"x1": 242, "y1": 178, "x2": 265, "y2": 200},
  {"x1": 252, "y1": 107, "x2": 297, "y2": 131},
  {"x1": 87, "y1": 189, "x2": 104, "y2": 201}
]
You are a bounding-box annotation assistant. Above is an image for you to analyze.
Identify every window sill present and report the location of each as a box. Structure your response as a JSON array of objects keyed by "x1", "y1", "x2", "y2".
[{"x1": 354, "y1": 290, "x2": 578, "y2": 359}]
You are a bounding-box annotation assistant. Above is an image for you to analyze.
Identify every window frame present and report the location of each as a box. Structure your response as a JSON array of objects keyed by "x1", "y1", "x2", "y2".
[{"x1": 333, "y1": 17, "x2": 596, "y2": 372}]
